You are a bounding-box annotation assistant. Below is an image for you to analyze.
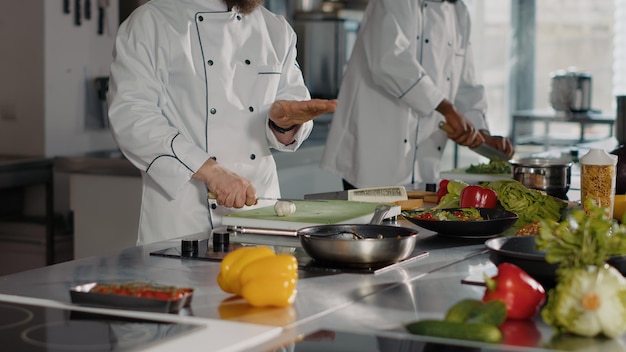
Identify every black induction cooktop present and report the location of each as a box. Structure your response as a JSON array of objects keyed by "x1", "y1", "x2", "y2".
[{"x1": 0, "y1": 301, "x2": 202, "y2": 351}]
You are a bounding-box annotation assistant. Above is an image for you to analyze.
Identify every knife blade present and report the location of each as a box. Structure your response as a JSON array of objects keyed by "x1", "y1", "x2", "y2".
[
  {"x1": 208, "y1": 193, "x2": 325, "y2": 202},
  {"x1": 439, "y1": 122, "x2": 510, "y2": 161},
  {"x1": 255, "y1": 197, "x2": 326, "y2": 202}
]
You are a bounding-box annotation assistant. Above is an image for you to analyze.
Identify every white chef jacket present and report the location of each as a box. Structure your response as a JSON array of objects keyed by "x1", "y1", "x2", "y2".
[
  {"x1": 108, "y1": 0, "x2": 312, "y2": 245},
  {"x1": 321, "y1": 0, "x2": 488, "y2": 188}
]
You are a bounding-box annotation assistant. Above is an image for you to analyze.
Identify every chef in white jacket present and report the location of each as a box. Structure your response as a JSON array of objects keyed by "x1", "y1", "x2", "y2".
[
  {"x1": 108, "y1": 0, "x2": 337, "y2": 245},
  {"x1": 321, "y1": 0, "x2": 513, "y2": 189}
]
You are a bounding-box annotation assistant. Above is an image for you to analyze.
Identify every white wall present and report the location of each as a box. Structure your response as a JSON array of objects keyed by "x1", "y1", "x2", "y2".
[
  {"x1": 0, "y1": 1, "x2": 120, "y2": 157},
  {"x1": 44, "y1": 0, "x2": 119, "y2": 156}
]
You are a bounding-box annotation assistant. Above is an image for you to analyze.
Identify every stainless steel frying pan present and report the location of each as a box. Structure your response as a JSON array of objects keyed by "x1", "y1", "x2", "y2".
[{"x1": 297, "y1": 204, "x2": 419, "y2": 267}]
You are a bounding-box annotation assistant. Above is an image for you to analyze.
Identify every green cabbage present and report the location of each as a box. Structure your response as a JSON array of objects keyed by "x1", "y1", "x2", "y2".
[{"x1": 483, "y1": 179, "x2": 566, "y2": 229}]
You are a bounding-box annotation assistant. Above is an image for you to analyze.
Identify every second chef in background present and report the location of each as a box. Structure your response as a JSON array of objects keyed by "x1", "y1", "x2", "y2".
[{"x1": 321, "y1": 0, "x2": 514, "y2": 190}]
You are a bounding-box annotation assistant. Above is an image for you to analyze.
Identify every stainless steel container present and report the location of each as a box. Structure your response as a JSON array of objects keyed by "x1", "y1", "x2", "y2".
[
  {"x1": 510, "y1": 158, "x2": 573, "y2": 196},
  {"x1": 549, "y1": 69, "x2": 592, "y2": 113},
  {"x1": 295, "y1": 0, "x2": 324, "y2": 12}
]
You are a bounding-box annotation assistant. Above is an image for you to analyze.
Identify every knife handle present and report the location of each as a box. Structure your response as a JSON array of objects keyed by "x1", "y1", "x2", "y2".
[{"x1": 439, "y1": 121, "x2": 455, "y2": 134}]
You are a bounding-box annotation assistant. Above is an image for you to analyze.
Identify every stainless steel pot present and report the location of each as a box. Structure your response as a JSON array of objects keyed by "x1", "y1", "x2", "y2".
[
  {"x1": 295, "y1": 0, "x2": 324, "y2": 12},
  {"x1": 550, "y1": 69, "x2": 592, "y2": 112},
  {"x1": 509, "y1": 158, "x2": 573, "y2": 197}
]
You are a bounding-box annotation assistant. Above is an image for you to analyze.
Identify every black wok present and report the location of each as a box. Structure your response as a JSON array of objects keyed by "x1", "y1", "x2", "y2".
[{"x1": 485, "y1": 235, "x2": 626, "y2": 288}]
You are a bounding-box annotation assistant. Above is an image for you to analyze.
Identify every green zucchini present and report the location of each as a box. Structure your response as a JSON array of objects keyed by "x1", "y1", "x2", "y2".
[
  {"x1": 444, "y1": 299, "x2": 483, "y2": 323},
  {"x1": 405, "y1": 320, "x2": 502, "y2": 343}
]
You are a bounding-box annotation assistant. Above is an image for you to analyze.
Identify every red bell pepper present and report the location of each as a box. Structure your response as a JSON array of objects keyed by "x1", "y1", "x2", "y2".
[
  {"x1": 499, "y1": 320, "x2": 542, "y2": 347},
  {"x1": 437, "y1": 179, "x2": 450, "y2": 203},
  {"x1": 459, "y1": 185, "x2": 497, "y2": 208},
  {"x1": 482, "y1": 263, "x2": 546, "y2": 320}
]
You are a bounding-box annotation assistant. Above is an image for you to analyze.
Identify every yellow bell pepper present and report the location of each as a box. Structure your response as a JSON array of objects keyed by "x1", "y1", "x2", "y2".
[
  {"x1": 240, "y1": 254, "x2": 298, "y2": 307},
  {"x1": 216, "y1": 247, "x2": 299, "y2": 308},
  {"x1": 217, "y1": 246, "x2": 275, "y2": 294},
  {"x1": 218, "y1": 297, "x2": 296, "y2": 326}
]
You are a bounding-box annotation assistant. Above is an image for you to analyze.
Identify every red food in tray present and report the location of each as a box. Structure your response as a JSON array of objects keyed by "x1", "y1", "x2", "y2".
[{"x1": 70, "y1": 282, "x2": 194, "y2": 313}]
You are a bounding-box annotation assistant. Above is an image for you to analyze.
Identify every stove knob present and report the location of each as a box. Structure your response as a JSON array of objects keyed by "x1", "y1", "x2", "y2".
[
  {"x1": 181, "y1": 239, "x2": 199, "y2": 257},
  {"x1": 212, "y1": 231, "x2": 230, "y2": 252}
]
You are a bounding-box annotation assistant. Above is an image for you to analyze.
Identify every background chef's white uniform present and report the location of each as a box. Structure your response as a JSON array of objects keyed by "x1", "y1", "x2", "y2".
[
  {"x1": 321, "y1": 0, "x2": 488, "y2": 188},
  {"x1": 108, "y1": 0, "x2": 312, "y2": 245}
]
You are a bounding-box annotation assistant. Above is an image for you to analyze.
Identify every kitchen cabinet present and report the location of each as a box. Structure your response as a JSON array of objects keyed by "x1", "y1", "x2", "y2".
[
  {"x1": 70, "y1": 173, "x2": 141, "y2": 259},
  {"x1": 0, "y1": 156, "x2": 55, "y2": 265},
  {"x1": 55, "y1": 152, "x2": 142, "y2": 259}
]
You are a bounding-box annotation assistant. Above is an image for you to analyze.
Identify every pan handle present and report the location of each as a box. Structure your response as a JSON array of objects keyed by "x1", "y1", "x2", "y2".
[{"x1": 369, "y1": 204, "x2": 392, "y2": 225}]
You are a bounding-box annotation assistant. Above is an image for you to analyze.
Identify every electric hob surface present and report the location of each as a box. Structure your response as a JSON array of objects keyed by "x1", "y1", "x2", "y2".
[{"x1": 0, "y1": 301, "x2": 202, "y2": 351}]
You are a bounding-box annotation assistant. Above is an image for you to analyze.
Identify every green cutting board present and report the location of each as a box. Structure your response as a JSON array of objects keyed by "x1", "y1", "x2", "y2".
[{"x1": 221, "y1": 200, "x2": 400, "y2": 230}]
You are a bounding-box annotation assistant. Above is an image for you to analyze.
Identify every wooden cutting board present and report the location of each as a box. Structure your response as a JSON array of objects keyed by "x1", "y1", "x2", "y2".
[{"x1": 221, "y1": 200, "x2": 401, "y2": 230}]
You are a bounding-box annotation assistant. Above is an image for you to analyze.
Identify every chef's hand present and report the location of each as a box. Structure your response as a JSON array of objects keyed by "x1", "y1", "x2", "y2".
[
  {"x1": 269, "y1": 99, "x2": 338, "y2": 127},
  {"x1": 192, "y1": 158, "x2": 257, "y2": 208},
  {"x1": 436, "y1": 99, "x2": 484, "y2": 148},
  {"x1": 480, "y1": 130, "x2": 515, "y2": 158},
  {"x1": 268, "y1": 99, "x2": 338, "y2": 145}
]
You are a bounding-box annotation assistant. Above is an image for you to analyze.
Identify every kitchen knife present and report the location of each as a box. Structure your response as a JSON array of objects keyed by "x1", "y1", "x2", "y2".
[
  {"x1": 439, "y1": 122, "x2": 510, "y2": 161},
  {"x1": 207, "y1": 193, "x2": 324, "y2": 202},
  {"x1": 255, "y1": 197, "x2": 326, "y2": 202}
]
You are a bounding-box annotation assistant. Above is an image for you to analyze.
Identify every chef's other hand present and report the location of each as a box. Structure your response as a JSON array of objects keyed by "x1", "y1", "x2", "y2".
[
  {"x1": 480, "y1": 130, "x2": 515, "y2": 158},
  {"x1": 269, "y1": 99, "x2": 338, "y2": 128},
  {"x1": 192, "y1": 158, "x2": 257, "y2": 208},
  {"x1": 436, "y1": 99, "x2": 484, "y2": 148}
]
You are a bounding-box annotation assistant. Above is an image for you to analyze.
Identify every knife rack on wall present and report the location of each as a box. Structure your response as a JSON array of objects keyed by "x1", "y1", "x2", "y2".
[{"x1": 62, "y1": 0, "x2": 110, "y2": 35}]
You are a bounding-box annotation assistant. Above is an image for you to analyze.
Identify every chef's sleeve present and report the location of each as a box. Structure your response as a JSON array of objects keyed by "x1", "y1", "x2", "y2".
[
  {"x1": 359, "y1": 0, "x2": 445, "y2": 118},
  {"x1": 266, "y1": 23, "x2": 313, "y2": 151},
  {"x1": 452, "y1": 15, "x2": 489, "y2": 131},
  {"x1": 108, "y1": 9, "x2": 210, "y2": 200}
]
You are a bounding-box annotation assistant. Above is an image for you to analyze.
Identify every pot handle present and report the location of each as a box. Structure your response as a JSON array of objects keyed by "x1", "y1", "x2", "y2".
[{"x1": 369, "y1": 204, "x2": 392, "y2": 225}]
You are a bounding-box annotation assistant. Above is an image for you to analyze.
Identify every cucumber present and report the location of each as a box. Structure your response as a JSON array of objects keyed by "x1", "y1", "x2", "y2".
[
  {"x1": 444, "y1": 299, "x2": 483, "y2": 323},
  {"x1": 466, "y1": 300, "x2": 507, "y2": 326},
  {"x1": 444, "y1": 299, "x2": 507, "y2": 326},
  {"x1": 405, "y1": 320, "x2": 502, "y2": 343}
]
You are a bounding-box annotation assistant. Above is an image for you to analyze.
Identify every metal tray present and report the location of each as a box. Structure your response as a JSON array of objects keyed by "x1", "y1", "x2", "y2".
[{"x1": 70, "y1": 282, "x2": 194, "y2": 313}]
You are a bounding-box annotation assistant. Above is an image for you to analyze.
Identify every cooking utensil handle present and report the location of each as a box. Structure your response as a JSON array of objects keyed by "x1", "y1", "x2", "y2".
[
  {"x1": 439, "y1": 121, "x2": 455, "y2": 134},
  {"x1": 369, "y1": 204, "x2": 392, "y2": 225}
]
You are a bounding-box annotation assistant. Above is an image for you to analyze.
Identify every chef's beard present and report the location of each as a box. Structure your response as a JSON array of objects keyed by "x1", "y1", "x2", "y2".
[{"x1": 224, "y1": 0, "x2": 264, "y2": 14}]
